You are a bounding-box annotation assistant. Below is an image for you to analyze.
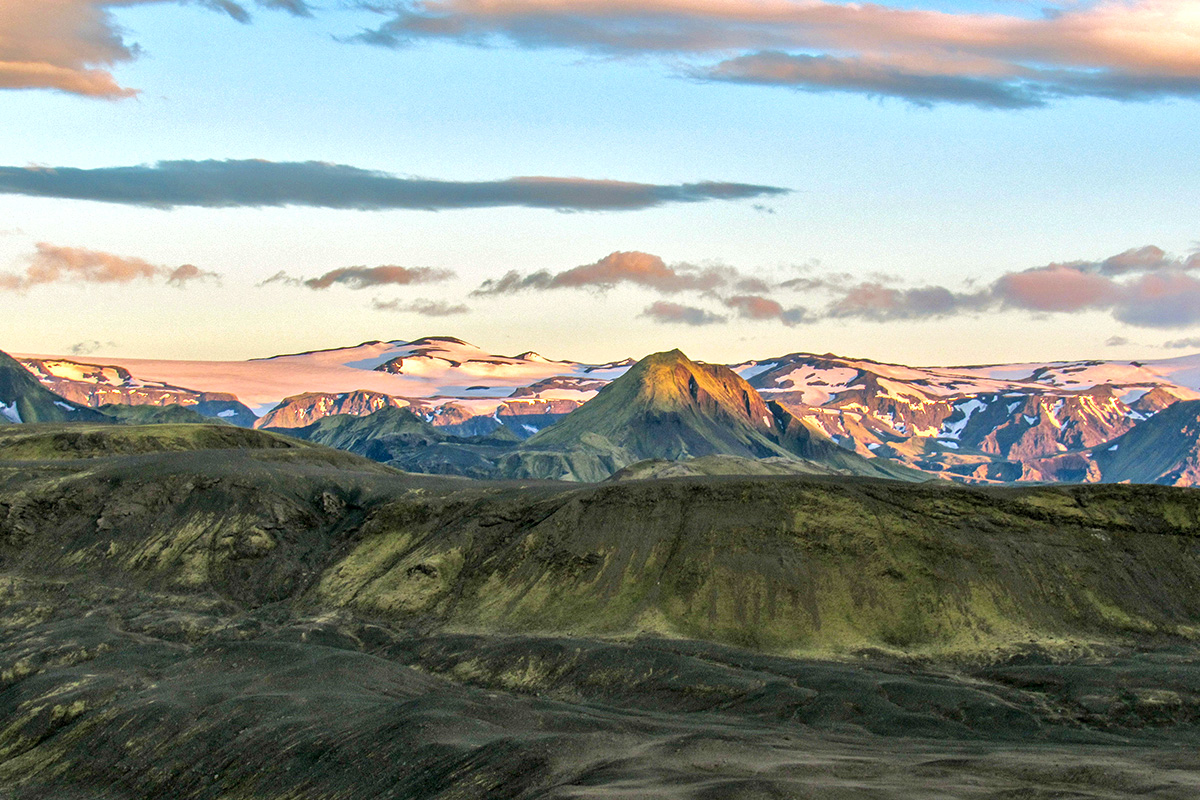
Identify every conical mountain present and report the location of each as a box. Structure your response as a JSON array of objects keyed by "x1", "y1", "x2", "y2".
[
  {"x1": 524, "y1": 349, "x2": 794, "y2": 461},
  {"x1": 0, "y1": 349, "x2": 108, "y2": 424}
]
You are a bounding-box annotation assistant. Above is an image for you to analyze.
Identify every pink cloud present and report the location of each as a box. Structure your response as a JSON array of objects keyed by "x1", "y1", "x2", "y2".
[
  {"x1": 361, "y1": 0, "x2": 1200, "y2": 107},
  {"x1": 474, "y1": 251, "x2": 738, "y2": 295},
  {"x1": 641, "y1": 301, "x2": 726, "y2": 326},
  {"x1": 993, "y1": 265, "x2": 1119, "y2": 313},
  {"x1": 819, "y1": 244, "x2": 1200, "y2": 328},
  {"x1": 0, "y1": 242, "x2": 218, "y2": 289},
  {"x1": 2, "y1": 0, "x2": 309, "y2": 98},
  {"x1": 723, "y1": 294, "x2": 808, "y2": 325}
]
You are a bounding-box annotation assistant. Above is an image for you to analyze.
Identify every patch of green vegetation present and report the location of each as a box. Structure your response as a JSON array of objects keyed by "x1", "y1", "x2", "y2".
[
  {"x1": 97, "y1": 403, "x2": 225, "y2": 426},
  {"x1": 0, "y1": 423, "x2": 312, "y2": 460}
]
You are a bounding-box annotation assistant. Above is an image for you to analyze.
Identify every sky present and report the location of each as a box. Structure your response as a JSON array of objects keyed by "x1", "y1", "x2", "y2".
[{"x1": 1, "y1": 0, "x2": 1199, "y2": 366}]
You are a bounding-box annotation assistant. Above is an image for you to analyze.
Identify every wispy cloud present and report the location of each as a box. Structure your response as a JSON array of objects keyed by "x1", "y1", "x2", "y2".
[
  {"x1": 259, "y1": 265, "x2": 456, "y2": 290},
  {"x1": 825, "y1": 283, "x2": 989, "y2": 321},
  {"x1": 356, "y1": 0, "x2": 1200, "y2": 109},
  {"x1": 0, "y1": 160, "x2": 790, "y2": 212},
  {"x1": 641, "y1": 301, "x2": 726, "y2": 326},
  {"x1": 371, "y1": 297, "x2": 469, "y2": 316},
  {"x1": 1, "y1": 0, "x2": 310, "y2": 98},
  {"x1": 0, "y1": 242, "x2": 218, "y2": 291},
  {"x1": 68, "y1": 339, "x2": 118, "y2": 356},
  {"x1": 1163, "y1": 337, "x2": 1200, "y2": 350}
]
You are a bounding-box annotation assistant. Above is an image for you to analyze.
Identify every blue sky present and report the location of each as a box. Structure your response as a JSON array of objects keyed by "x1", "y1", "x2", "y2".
[{"x1": 1, "y1": 0, "x2": 1199, "y2": 365}]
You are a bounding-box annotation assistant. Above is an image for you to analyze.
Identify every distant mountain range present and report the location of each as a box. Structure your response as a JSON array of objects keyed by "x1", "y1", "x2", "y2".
[{"x1": 10, "y1": 336, "x2": 1200, "y2": 486}]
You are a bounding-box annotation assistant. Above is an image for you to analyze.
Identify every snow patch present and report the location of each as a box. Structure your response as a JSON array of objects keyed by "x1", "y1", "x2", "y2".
[
  {"x1": 217, "y1": 410, "x2": 237, "y2": 418},
  {"x1": 53, "y1": 401, "x2": 74, "y2": 411},
  {"x1": 939, "y1": 399, "x2": 986, "y2": 440},
  {"x1": 0, "y1": 402, "x2": 21, "y2": 423},
  {"x1": 734, "y1": 361, "x2": 776, "y2": 380},
  {"x1": 1108, "y1": 444, "x2": 1119, "y2": 451}
]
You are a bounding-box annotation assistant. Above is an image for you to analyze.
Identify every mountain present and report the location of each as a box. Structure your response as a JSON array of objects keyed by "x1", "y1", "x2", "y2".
[
  {"x1": 18, "y1": 356, "x2": 256, "y2": 425},
  {"x1": 736, "y1": 350, "x2": 1200, "y2": 484},
  {"x1": 97, "y1": 402, "x2": 229, "y2": 426},
  {"x1": 525, "y1": 350, "x2": 791, "y2": 459},
  {"x1": 0, "y1": 350, "x2": 109, "y2": 424},
  {"x1": 255, "y1": 389, "x2": 411, "y2": 429},
  {"x1": 256, "y1": 377, "x2": 599, "y2": 438},
  {"x1": 266, "y1": 405, "x2": 445, "y2": 460},
  {"x1": 261, "y1": 351, "x2": 920, "y2": 483},
  {"x1": 14, "y1": 336, "x2": 632, "y2": 415},
  {"x1": 15, "y1": 337, "x2": 1200, "y2": 486},
  {"x1": 502, "y1": 350, "x2": 925, "y2": 483},
  {"x1": 1027, "y1": 399, "x2": 1200, "y2": 485}
]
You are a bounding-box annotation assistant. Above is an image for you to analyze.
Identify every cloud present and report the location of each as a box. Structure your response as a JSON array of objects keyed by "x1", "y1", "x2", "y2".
[
  {"x1": 474, "y1": 251, "x2": 752, "y2": 296},
  {"x1": 301, "y1": 265, "x2": 454, "y2": 290},
  {"x1": 1163, "y1": 337, "x2": 1200, "y2": 350},
  {"x1": 356, "y1": 0, "x2": 1200, "y2": 109},
  {"x1": 0, "y1": 242, "x2": 218, "y2": 290},
  {"x1": 475, "y1": 243, "x2": 1200, "y2": 331},
  {"x1": 371, "y1": 298, "x2": 469, "y2": 316},
  {"x1": 1, "y1": 0, "x2": 309, "y2": 98},
  {"x1": 1105, "y1": 336, "x2": 1131, "y2": 347},
  {"x1": 699, "y1": 53, "x2": 1050, "y2": 109},
  {"x1": 68, "y1": 339, "x2": 118, "y2": 356},
  {"x1": 641, "y1": 301, "x2": 726, "y2": 326},
  {"x1": 723, "y1": 294, "x2": 807, "y2": 325},
  {"x1": 819, "y1": 245, "x2": 1200, "y2": 328},
  {"x1": 258, "y1": 271, "x2": 303, "y2": 288},
  {"x1": 0, "y1": 160, "x2": 790, "y2": 212},
  {"x1": 822, "y1": 282, "x2": 988, "y2": 321},
  {"x1": 987, "y1": 264, "x2": 1200, "y2": 327}
]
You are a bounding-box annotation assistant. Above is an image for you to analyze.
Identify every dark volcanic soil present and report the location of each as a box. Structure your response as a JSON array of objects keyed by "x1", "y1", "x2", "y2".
[
  {"x1": 4, "y1": 576, "x2": 1200, "y2": 799},
  {"x1": 4, "y1": 428, "x2": 1200, "y2": 798}
]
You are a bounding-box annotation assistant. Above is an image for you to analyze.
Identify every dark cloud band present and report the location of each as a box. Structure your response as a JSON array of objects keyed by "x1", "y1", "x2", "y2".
[{"x1": 0, "y1": 160, "x2": 790, "y2": 212}]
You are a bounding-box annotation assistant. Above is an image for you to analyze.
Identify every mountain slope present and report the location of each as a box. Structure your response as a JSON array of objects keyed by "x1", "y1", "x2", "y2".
[
  {"x1": 16, "y1": 338, "x2": 1200, "y2": 486},
  {"x1": 8, "y1": 446, "x2": 1200, "y2": 798},
  {"x1": 0, "y1": 350, "x2": 109, "y2": 424},
  {"x1": 1029, "y1": 399, "x2": 1200, "y2": 486},
  {"x1": 0, "y1": 422, "x2": 339, "y2": 461},
  {"x1": 525, "y1": 349, "x2": 791, "y2": 460},
  {"x1": 17, "y1": 356, "x2": 257, "y2": 425},
  {"x1": 267, "y1": 405, "x2": 445, "y2": 460},
  {"x1": 98, "y1": 402, "x2": 230, "y2": 426}
]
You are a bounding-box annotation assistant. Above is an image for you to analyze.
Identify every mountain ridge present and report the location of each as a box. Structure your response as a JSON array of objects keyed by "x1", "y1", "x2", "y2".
[{"x1": 12, "y1": 338, "x2": 1200, "y2": 486}]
